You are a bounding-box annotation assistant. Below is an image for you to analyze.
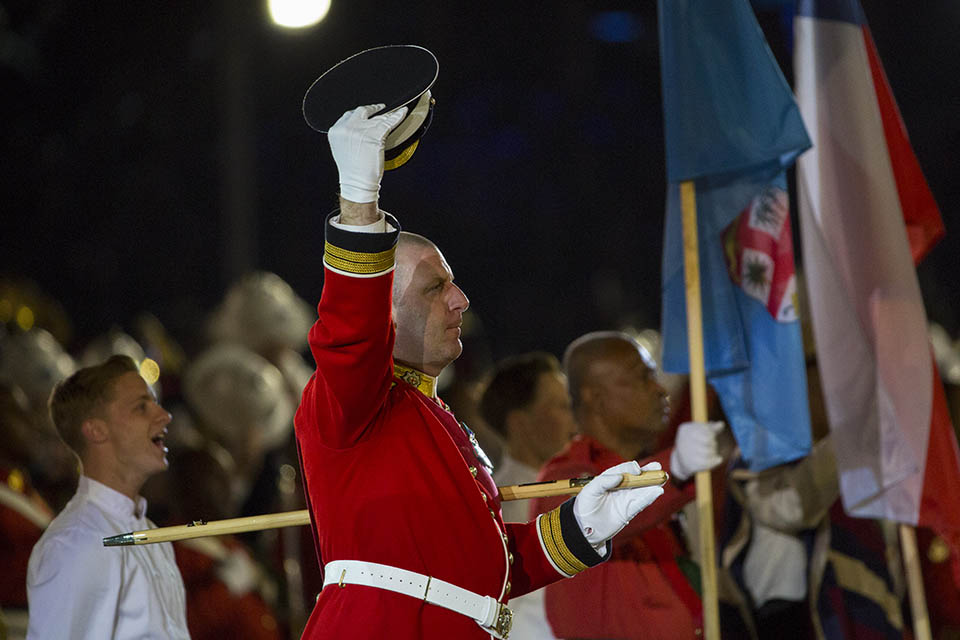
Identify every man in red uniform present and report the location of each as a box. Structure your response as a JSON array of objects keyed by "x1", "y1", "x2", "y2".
[
  {"x1": 532, "y1": 331, "x2": 729, "y2": 639},
  {"x1": 293, "y1": 101, "x2": 668, "y2": 640}
]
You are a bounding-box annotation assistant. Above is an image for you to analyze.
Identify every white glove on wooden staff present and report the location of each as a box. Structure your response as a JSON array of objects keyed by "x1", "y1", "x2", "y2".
[
  {"x1": 103, "y1": 469, "x2": 668, "y2": 547},
  {"x1": 573, "y1": 461, "x2": 665, "y2": 551},
  {"x1": 669, "y1": 420, "x2": 726, "y2": 482}
]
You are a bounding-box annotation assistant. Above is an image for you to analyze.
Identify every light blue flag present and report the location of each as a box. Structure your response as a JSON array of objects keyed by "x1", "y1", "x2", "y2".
[{"x1": 658, "y1": 0, "x2": 813, "y2": 470}]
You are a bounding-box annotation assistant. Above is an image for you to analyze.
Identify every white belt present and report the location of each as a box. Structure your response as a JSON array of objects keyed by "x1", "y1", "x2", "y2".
[{"x1": 323, "y1": 559, "x2": 513, "y2": 639}]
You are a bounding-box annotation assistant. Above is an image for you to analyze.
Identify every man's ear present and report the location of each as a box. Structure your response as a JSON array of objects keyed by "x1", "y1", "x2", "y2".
[{"x1": 81, "y1": 417, "x2": 110, "y2": 445}]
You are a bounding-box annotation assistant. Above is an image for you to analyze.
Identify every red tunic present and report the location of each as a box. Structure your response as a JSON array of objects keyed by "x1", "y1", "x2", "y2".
[
  {"x1": 0, "y1": 467, "x2": 52, "y2": 609},
  {"x1": 295, "y1": 214, "x2": 603, "y2": 639},
  {"x1": 174, "y1": 537, "x2": 283, "y2": 640},
  {"x1": 531, "y1": 436, "x2": 702, "y2": 640}
]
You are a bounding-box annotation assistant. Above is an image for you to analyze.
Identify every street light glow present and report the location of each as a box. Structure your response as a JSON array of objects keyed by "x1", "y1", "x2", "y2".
[{"x1": 268, "y1": 0, "x2": 330, "y2": 28}]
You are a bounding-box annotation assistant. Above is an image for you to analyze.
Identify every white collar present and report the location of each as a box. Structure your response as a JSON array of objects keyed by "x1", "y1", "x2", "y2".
[
  {"x1": 497, "y1": 453, "x2": 539, "y2": 483},
  {"x1": 78, "y1": 476, "x2": 148, "y2": 520}
]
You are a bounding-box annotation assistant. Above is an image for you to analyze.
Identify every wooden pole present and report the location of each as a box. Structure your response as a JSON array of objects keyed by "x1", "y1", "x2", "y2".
[
  {"x1": 103, "y1": 470, "x2": 669, "y2": 546},
  {"x1": 680, "y1": 179, "x2": 720, "y2": 639},
  {"x1": 899, "y1": 524, "x2": 932, "y2": 640}
]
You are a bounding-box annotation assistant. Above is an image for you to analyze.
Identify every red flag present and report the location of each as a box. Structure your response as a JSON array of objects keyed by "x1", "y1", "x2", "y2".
[{"x1": 794, "y1": 0, "x2": 960, "y2": 574}]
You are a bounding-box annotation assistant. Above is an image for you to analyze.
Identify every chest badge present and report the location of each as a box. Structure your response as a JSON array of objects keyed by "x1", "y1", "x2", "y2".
[{"x1": 461, "y1": 421, "x2": 494, "y2": 474}]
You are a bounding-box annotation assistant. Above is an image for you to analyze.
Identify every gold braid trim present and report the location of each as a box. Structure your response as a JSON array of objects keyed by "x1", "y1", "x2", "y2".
[
  {"x1": 324, "y1": 242, "x2": 396, "y2": 264},
  {"x1": 538, "y1": 507, "x2": 588, "y2": 576},
  {"x1": 827, "y1": 550, "x2": 904, "y2": 630},
  {"x1": 323, "y1": 242, "x2": 396, "y2": 275},
  {"x1": 384, "y1": 139, "x2": 420, "y2": 171}
]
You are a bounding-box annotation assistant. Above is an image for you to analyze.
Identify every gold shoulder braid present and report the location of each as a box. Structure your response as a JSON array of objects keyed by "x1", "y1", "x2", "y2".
[{"x1": 393, "y1": 362, "x2": 438, "y2": 398}]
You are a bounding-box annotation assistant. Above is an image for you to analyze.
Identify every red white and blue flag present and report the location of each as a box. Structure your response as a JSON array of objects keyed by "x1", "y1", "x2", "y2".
[
  {"x1": 722, "y1": 186, "x2": 798, "y2": 324},
  {"x1": 659, "y1": 0, "x2": 813, "y2": 471},
  {"x1": 794, "y1": 0, "x2": 960, "y2": 560}
]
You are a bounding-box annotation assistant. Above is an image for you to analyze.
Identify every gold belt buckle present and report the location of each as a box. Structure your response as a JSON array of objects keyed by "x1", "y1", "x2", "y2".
[{"x1": 494, "y1": 602, "x2": 513, "y2": 639}]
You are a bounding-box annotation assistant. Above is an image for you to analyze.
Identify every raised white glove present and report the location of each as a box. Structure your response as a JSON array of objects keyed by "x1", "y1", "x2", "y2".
[
  {"x1": 328, "y1": 104, "x2": 408, "y2": 204},
  {"x1": 669, "y1": 420, "x2": 725, "y2": 482},
  {"x1": 573, "y1": 460, "x2": 665, "y2": 550}
]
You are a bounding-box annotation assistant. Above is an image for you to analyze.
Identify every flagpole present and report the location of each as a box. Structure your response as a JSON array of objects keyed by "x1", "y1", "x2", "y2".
[
  {"x1": 899, "y1": 524, "x2": 933, "y2": 640},
  {"x1": 679, "y1": 180, "x2": 721, "y2": 639}
]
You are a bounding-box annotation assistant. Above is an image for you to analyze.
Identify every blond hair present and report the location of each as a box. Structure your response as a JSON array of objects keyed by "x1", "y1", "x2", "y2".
[{"x1": 49, "y1": 355, "x2": 138, "y2": 456}]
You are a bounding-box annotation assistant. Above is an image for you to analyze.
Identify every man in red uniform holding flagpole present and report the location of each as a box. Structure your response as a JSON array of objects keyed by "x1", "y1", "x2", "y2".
[{"x1": 293, "y1": 48, "x2": 669, "y2": 639}]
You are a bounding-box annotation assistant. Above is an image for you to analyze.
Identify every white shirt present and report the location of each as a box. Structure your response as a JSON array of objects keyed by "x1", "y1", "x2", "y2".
[
  {"x1": 742, "y1": 481, "x2": 809, "y2": 607},
  {"x1": 26, "y1": 476, "x2": 190, "y2": 639},
  {"x1": 493, "y1": 453, "x2": 540, "y2": 525},
  {"x1": 493, "y1": 453, "x2": 558, "y2": 640}
]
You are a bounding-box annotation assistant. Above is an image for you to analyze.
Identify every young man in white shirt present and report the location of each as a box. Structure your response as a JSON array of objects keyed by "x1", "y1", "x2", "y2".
[
  {"x1": 479, "y1": 352, "x2": 576, "y2": 525},
  {"x1": 478, "y1": 352, "x2": 578, "y2": 640},
  {"x1": 26, "y1": 355, "x2": 190, "y2": 639}
]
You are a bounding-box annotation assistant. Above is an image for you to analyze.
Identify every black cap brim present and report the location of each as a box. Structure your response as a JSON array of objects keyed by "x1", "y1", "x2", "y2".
[{"x1": 302, "y1": 45, "x2": 438, "y2": 134}]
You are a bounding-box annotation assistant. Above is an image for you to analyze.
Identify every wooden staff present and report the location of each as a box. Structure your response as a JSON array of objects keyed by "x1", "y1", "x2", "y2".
[
  {"x1": 103, "y1": 470, "x2": 668, "y2": 547},
  {"x1": 900, "y1": 524, "x2": 932, "y2": 640},
  {"x1": 681, "y1": 180, "x2": 720, "y2": 639}
]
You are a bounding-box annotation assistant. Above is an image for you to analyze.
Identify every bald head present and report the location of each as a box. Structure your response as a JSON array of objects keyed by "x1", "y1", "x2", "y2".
[
  {"x1": 563, "y1": 331, "x2": 667, "y2": 457},
  {"x1": 393, "y1": 231, "x2": 438, "y2": 306},
  {"x1": 563, "y1": 331, "x2": 656, "y2": 412},
  {"x1": 390, "y1": 231, "x2": 470, "y2": 375}
]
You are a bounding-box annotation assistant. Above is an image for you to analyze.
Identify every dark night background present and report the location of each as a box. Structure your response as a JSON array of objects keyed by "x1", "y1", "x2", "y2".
[{"x1": 2, "y1": 1, "x2": 958, "y2": 363}]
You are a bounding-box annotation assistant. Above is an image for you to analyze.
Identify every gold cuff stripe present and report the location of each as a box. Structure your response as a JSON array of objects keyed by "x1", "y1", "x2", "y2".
[
  {"x1": 539, "y1": 513, "x2": 576, "y2": 575},
  {"x1": 324, "y1": 254, "x2": 395, "y2": 274},
  {"x1": 543, "y1": 509, "x2": 582, "y2": 576},
  {"x1": 549, "y1": 508, "x2": 590, "y2": 574},
  {"x1": 323, "y1": 242, "x2": 396, "y2": 275},
  {"x1": 324, "y1": 242, "x2": 396, "y2": 265},
  {"x1": 539, "y1": 507, "x2": 588, "y2": 576}
]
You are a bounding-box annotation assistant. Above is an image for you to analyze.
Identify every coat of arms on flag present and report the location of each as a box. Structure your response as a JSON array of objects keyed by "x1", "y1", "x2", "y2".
[{"x1": 722, "y1": 186, "x2": 798, "y2": 323}]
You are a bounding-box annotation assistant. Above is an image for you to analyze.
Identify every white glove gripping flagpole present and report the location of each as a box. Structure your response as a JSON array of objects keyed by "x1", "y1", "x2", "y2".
[{"x1": 680, "y1": 180, "x2": 720, "y2": 639}]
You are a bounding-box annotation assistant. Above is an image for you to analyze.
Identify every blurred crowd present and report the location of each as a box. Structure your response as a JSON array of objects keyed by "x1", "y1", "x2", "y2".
[
  {"x1": 0, "y1": 272, "x2": 317, "y2": 639},
  {"x1": 2, "y1": 270, "x2": 960, "y2": 639}
]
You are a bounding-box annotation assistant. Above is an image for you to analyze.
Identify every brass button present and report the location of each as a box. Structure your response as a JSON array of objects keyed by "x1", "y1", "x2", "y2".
[
  {"x1": 501, "y1": 533, "x2": 508, "y2": 545},
  {"x1": 469, "y1": 466, "x2": 478, "y2": 477},
  {"x1": 481, "y1": 492, "x2": 488, "y2": 502},
  {"x1": 505, "y1": 581, "x2": 511, "y2": 595},
  {"x1": 508, "y1": 552, "x2": 514, "y2": 565},
  {"x1": 489, "y1": 508, "x2": 497, "y2": 519},
  {"x1": 928, "y1": 536, "x2": 951, "y2": 563}
]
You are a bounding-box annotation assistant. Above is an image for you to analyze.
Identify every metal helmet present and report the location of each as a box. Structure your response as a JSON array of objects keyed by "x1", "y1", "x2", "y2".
[
  {"x1": 79, "y1": 327, "x2": 164, "y2": 398},
  {"x1": 0, "y1": 328, "x2": 76, "y2": 411},
  {"x1": 80, "y1": 328, "x2": 146, "y2": 368},
  {"x1": 182, "y1": 343, "x2": 294, "y2": 457},
  {"x1": 208, "y1": 272, "x2": 314, "y2": 353},
  {"x1": 620, "y1": 326, "x2": 687, "y2": 400}
]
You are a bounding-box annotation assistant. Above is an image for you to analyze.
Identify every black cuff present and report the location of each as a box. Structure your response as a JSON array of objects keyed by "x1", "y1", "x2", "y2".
[
  {"x1": 537, "y1": 498, "x2": 609, "y2": 577},
  {"x1": 323, "y1": 210, "x2": 401, "y2": 276}
]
